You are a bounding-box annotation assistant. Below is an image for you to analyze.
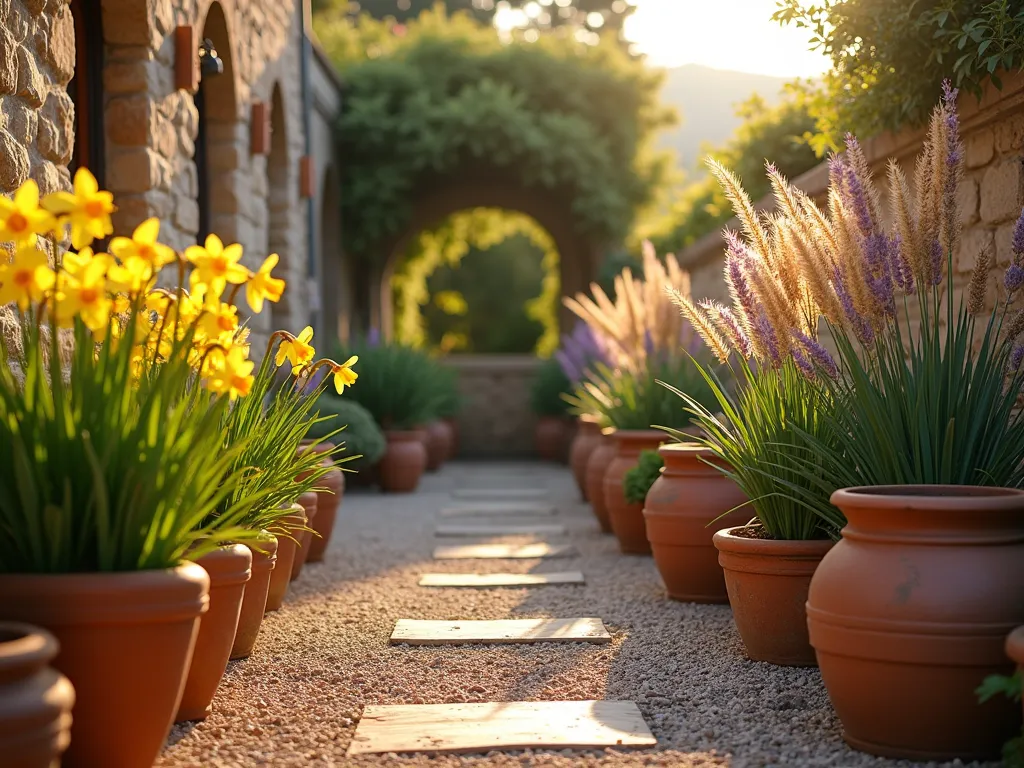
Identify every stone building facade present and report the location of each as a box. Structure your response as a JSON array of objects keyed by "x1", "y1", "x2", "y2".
[{"x1": 1, "y1": 0, "x2": 346, "y2": 341}]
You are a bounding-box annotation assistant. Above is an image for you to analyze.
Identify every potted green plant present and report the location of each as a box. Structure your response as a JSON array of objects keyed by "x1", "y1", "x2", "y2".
[
  {"x1": 623, "y1": 450, "x2": 663, "y2": 508},
  {"x1": 530, "y1": 357, "x2": 572, "y2": 462}
]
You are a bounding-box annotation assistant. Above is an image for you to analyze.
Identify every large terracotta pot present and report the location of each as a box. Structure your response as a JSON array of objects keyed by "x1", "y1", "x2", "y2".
[
  {"x1": 230, "y1": 535, "x2": 278, "y2": 659},
  {"x1": 604, "y1": 430, "x2": 666, "y2": 554},
  {"x1": 534, "y1": 416, "x2": 569, "y2": 462},
  {"x1": 177, "y1": 544, "x2": 252, "y2": 722},
  {"x1": 290, "y1": 491, "x2": 319, "y2": 580},
  {"x1": 643, "y1": 443, "x2": 750, "y2": 602},
  {"x1": 714, "y1": 526, "x2": 834, "y2": 666},
  {"x1": 379, "y1": 430, "x2": 428, "y2": 493},
  {"x1": 0, "y1": 623, "x2": 74, "y2": 768},
  {"x1": 308, "y1": 464, "x2": 344, "y2": 563},
  {"x1": 424, "y1": 420, "x2": 454, "y2": 472},
  {"x1": 584, "y1": 429, "x2": 616, "y2": 533},
  {"x1": 808, "y1": 485, "x2": 1024, "y2": 761},
  {"x1": 265, "y1": 506, "x2": 306, "y2": 612},
  {"x1": 569, "y1": 419, "x2": 601, "y2": 502},
  {"x1": 1008, "y1": 626, "x2": 1024, "y2": 726},
  {"x1": 0, "y1": 564, "x2": 209, "y2": 768}
]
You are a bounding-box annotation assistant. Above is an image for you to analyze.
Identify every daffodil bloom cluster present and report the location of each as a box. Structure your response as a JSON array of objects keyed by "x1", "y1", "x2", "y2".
[{"x1": 0, "y1": 168, "x2": 358, "y2": 400}]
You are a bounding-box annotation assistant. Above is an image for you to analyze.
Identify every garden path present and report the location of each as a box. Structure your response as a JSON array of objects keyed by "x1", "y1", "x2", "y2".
[{"x1": 157, "y1": 462, "x2": 998, "y2": 767}]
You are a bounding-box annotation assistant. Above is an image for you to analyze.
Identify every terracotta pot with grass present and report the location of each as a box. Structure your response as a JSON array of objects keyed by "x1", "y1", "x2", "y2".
[
  {"x1": 290, "y1": 491, "x2": 319, "y2": 581},
  {"x1": 379, "y1": 430, "x2": 428, "y2": 493},
  {"x1": 308, "y1": 464, "x2": 344, "y2": 563},
  {"x1": 584, "y1": 429, "x2": 616, "y2": 533},
  {"x1": 425, "y1": 420, "x2": 453, "y2": 471},
  {"x1": 0, "y1": 563, "x2": 209, "y2": 768},
  {"x1": 177, "y1": 544, "x2": 252, "y2": 722},
  {"x1": 603, "y1": 430, "x2": 665, "y2": 554},
  {"x1": 0, "y1": 622, "x2": 74, "y2": 768},
  {"x1": 265, "y1": 505, "x2": 306, "y2": 612},
  {"x1": 569, "y1": 418, "x2": 601, "y2": 501},
  {"x1": 808, "y1": 486, "x2": 1024, "y2": 761},
  {"x1": 231, "y1": 534, "x2": 277, "y2": 659}
]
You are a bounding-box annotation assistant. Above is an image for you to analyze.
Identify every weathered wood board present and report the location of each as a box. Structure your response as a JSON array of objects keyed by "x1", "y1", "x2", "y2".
[
  {"x1": 432, "y1": 543, "x2": 576, "y2": 560},
  {"x1": 435, "y1": 524, "x2": 567, "y2": 538},
  {"x1": 439, "y1": 502, "x2": 558, "y2": 517},
  {"x1": 346, "y1": 700, "x2": 657, "y2": 755},
  {"x1": 417, "y1": 571, "x2": 585, "y2": 587},
  {"x1": 390, "y1": 618, "x2": 610, "y2": 646},
  {"x1": 451, "y1": 488, "x2": 549, "y2": 500}
]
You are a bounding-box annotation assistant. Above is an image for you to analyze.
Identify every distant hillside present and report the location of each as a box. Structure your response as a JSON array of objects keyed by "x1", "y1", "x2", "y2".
[{"x1": 657, "y1": 64, "x2": 790, "y2": 176}]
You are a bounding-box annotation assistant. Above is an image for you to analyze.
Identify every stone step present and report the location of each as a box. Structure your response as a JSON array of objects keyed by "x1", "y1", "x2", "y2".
[{"x1": 390, "y1": 618, "x2": 610, "y2": 646}]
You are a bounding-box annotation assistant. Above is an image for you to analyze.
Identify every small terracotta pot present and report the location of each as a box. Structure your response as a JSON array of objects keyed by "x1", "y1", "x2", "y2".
[
  {"x1": 534, "y1": 416, "x2": 569, "y2": 462},
  {"x1": 1007, "y1": 626, "x2": 1024, "y2": 726},
  {"x1": 177, "y1": 544, "x2": 252, "y2": 722},
  {"x1": 379, "y1": 430, "x2": 428, "y2": 493},
  {"x1": 714, "y1": 527, "x2": 834, "y2": 666},
  {"x1": 603, "y1": 430, "x2": 666, "y2": 554},
  {"x1": 231, "y1": 535, "x2": 278, "y2": 659},
  {"x1": 265, "y1": 505, "x2": 306, "y2": 612},
  {"x1": 290, "y1": 491, "x2": 319, "y2": 581},
  {"x1": 0, "y1": 623, "x2": 74, "y2": 768},
  {"x1": 425, "y1": 420, "x2": 454, "y2": 471},
  {"x1": 444, "y1": 416, "x2": 459, "y2": 459},
  {"x1": 584, "y1": 429, "x2": 616, "y2": 533},
  {"x1": 308, "y1": 464, "x2": 344, "y2": 563},
  {"x1": 643, "y1": 443, "x2": 750, "y2": 602},
  {"x1": 809, "y1": 485, "x2": 1024, "y2": 761},
  {"x1": 0, "y1": 564, "x2": 209, "y2": 768},
  {"x1": 569, "y1": 419, "x2": 601, "y2": 502}
]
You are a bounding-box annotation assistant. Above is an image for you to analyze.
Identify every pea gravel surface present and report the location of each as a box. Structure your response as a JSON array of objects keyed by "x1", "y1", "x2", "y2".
[{"x1": 158, "y1": 462, "x2": 1000, "y2": 768}]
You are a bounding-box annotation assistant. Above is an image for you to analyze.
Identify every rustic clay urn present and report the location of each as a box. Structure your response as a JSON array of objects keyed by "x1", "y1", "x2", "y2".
[
  {"x1": 1008, "y1": 626, "x2": 1024, "y2": 725},
  {"x1": 643, "y1": 443, "x2": 750, "y2": 602},
  {"x1": 231, "y1": 534, "x2": 278, "y2": 659},
  {"x1": 290, "y1": 490, "x2": 319, "y2": 580},
  {"x1": 0, "y1": 622, "x2": 74, "y2": 768},
  {"x1": 424, "y1": 419, "x2": 454, "y2": 471},
  {"x1": 534, "y1": 416, "x2": 569, "y2": 462},
  {"x1": 714, "y1": 526, "x2": 834, "y2": 666},
  {"x1": 177, "y1": 544, "x2": 252, "y2": 722},
  {"x1": 569, "y1": 418, "x2": 601, "y2": 501},
  {"x1": 0, "y1": 563, "x2": 209, "y2": 768},
  {"x1": 265, "y1": 505, "x2": 306, "y2": 612},
  {"x1": 584, "y1": 429, "x2": 616, "y2": 533},
  {"x1": 379, "y1": 430, "x2": 428, "y2": 493},
  {"x1": 808, "y1": 485, "x2": 1024, "y2": 760},
  {"x1": 603, "y1": 430, "x2": 666, "y2": 554},
  {"x1": 308, "y1": 463, "x2": 344, "y2": 563}
]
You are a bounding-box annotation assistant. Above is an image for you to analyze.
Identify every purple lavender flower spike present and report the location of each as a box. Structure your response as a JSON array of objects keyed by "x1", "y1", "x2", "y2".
[
  {"x1": 793, "y1": 330, "x2": 839, "y2": 380},
  {"x1": 555, "y1": 348, "x2": 581, "y2": 385},
  {"x1": 555, "y1": 322, "x2": 610, "y2": 385},
  {"x1": 1005, "y1": 264, "x2": 1024, "y2": 295},
  {"x1": 366, "y1": 326, "x2": 381, "y2": 347},
  {"x1": 828, "y1": 155, "x2": 846, "y2": 188},
  {"x1": 865, "y1": 232, "x2": 896, "y2": 314},
  {"x1": 928, "y1": 238, "x2": 944, "y2": 286},
  {"x1": 715, "y1": 305, "x2": 752, "y2": 359},
  {"x1": 833, "y1": 267, "x2": 876, "y2": 346},
  {"x1": 1012, "y1": 209, "x2": 1024, "y2": 261},
  {"x1": 1010, "y1": 344, "x2": 1024, "y2": 372},
  {"x1": 752, "y1": 310, "x2": 782, "y2": 368},
  {"x1": 791, "y1": 346, "x2": 815, "y2": 380},
  {"x1": 842, "y1": 138, "x2": 875, "y2": 235},
  {"x1": 891, "y1": 233, "x2": 915, "y2": 294},
  {"x1": 724, "y1": 232, "x2": 758, "y2": 319}
]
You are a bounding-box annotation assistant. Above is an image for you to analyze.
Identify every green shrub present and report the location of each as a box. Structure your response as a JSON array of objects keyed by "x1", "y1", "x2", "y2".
[
  {"x1": 306, "y1": 394, "x2": 387, "y2": 472},
  {"x1": 623, "y1": 450, "x2": 664, "y2": 505},
  {"x1": 334, "y1": 342, "x2": 441, "y2": 430},
  {"x1": 530, "y1": 358, "x2": 571, "y2": 417}
]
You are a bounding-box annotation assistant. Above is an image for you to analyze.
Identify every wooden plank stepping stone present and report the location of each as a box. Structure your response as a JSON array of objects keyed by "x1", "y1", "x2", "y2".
[
  {"x1": 418, "y1": 571, "x2": 585, "y2": 587},
  {"x1": 451, "y1": 488, "x2": 549, "y2": 500},
  {"x1": 346, "y1": 700, "x2": 656, "y2": 755},
  {"x1": 432, "y1": 543, "x2": 576, "y2": 560},
  {"x1": 439, "y1": 502, "x2": 558, "y2": 517},
  {"x1": 435, "y1": 523, "x2": 567, "y2": 537},
  {"x1": 390, "y1": 618, "x2": 610, "y2": 646}
]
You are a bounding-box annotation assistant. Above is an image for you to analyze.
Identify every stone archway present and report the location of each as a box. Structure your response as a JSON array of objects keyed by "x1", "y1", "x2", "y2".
[{"x1": 373, "y1": 175, "x2": 602, "y2": 338}]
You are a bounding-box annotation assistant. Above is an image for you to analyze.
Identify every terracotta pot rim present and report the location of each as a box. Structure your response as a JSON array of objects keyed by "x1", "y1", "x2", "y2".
[
  {"x1": 192, "y1": 544, "x2": 252, "y2": 587},
  {"x1": 658, "y1": 442, "x2": 712, "y2": 457},
  {"x1": 1007, "y1": 626, "x2": 1024, "y2": 663},
  {"x1": 0, "y1": 621, "x2": 58, "y2": 678},
  {"x1": 831, "y1": 484, "x2": 1024, "y2": 511},
  {"x1": 0, "y1": 562, "x2": 209, "y2": 626},
  {"x1": 612, "y1": 428, "x2": 666, "y2": 440},
  {"x1": 713, "y1": 526, "x2": 837, "y2": 555}
]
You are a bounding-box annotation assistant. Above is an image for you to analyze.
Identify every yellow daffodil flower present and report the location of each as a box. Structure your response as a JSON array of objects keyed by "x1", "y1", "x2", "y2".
[
  {"x1": 41, "y1": 168, "x2": 116, "y2": 249},
  {"x1": 204, "y1": 345, "x2": 255, "y2": 400},
  {"x1": 275, "y1": 325, "x2": 315, "y2": 373},
  {"x1": 0, "y1": 243, "x2": 56, "y2": 310},
  {"x1": 246, "y1": 253, "x2": 286, "y2": 313},
  {"x1": 0, "y1": 181, "x2": 56, "y2": 243},
  {"x1": 186, "y1": 234, "x2": 250, "y2": 302},
  {"x1": 333, "y1": 355, "x2": 358, "y2": 393},
  {"x1": 56, "y1": 256, "x2": 113, "y2": 333},
  {"x1": 109, "y1": 218, "x2": 176, "y2": 272},
  {"x1": 198, "y1": 301, "x2": 239, "y2": 341}
]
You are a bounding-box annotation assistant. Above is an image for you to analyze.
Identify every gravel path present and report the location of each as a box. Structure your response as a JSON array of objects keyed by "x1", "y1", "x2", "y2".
[{"x1": 158, "y1": 461, "x2": 999, "y2": 768}]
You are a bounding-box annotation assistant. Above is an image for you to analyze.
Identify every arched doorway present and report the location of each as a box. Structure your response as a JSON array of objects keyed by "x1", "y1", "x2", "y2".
[
  {"x1": 68, "y1": 0, "x2": 104, "y2": 185},
  {"x1": 319, "y1": 165, "x2": 349, "y2": 342}
]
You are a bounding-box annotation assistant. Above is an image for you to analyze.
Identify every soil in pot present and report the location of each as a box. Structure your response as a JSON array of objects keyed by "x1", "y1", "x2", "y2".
[
  {"x1": 535, "y1": 416, "x2": 569, "y2": 462},
  {"x1": 379, "y1": 430, "x2": 428, "y2": 493},
  {"x1": 231, "y1": 535, "x2": 278, "y2": 659},
  {"x1": 569, "y1": 419, "x2": 601, "y2": 502},
  {"x1": 290, "y1": 491, "x2": 319, "y2": 581},
  {"x1": 308, "y1": 464, "x2": 344, "y2": 563},
  {"x1": 604, "y1": 430, "x2": 666, "y2": 554},
  {"x1": 643, "y1": 443, "x2": 750, "y2": 602},
  {"x1": 584, "y1": 430, "x2": 616, "y2": 533},
  {"x1": 425, "y1": 420, "x2": 454, "y2": 472},
  {"x1": 265, "y1": 506, "x2": 306, "y2": 612},
  {"x1": 714, "y1": 526, "x2": 833, "y2": 666},
  {"x1": 177, "y1": 544, "x2": 252, "y2": 722},
  {"x1": 0, "y1": 622, "x2": 74, "y2": 768},
  {"x1": 808, "y1": 485, "x2": 1024, "y2": 761},
  {"x1": 0, "y1": 563, "x2": 209, "y2": 768}
]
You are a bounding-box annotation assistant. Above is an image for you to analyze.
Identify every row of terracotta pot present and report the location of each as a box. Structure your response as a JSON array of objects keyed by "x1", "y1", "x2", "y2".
[
  {"x1": 535, "y1": 415, "x2": 575, "y2": 464},
  {"x1": 371, "y1": 418, "x2": 458, "y2": 493},
  {"x1": 0, "y1": 453, "x2": 345, "y2": 768},
  {"x1": 569, "y1": 421, "x2": 1024, "y2": 761}
]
